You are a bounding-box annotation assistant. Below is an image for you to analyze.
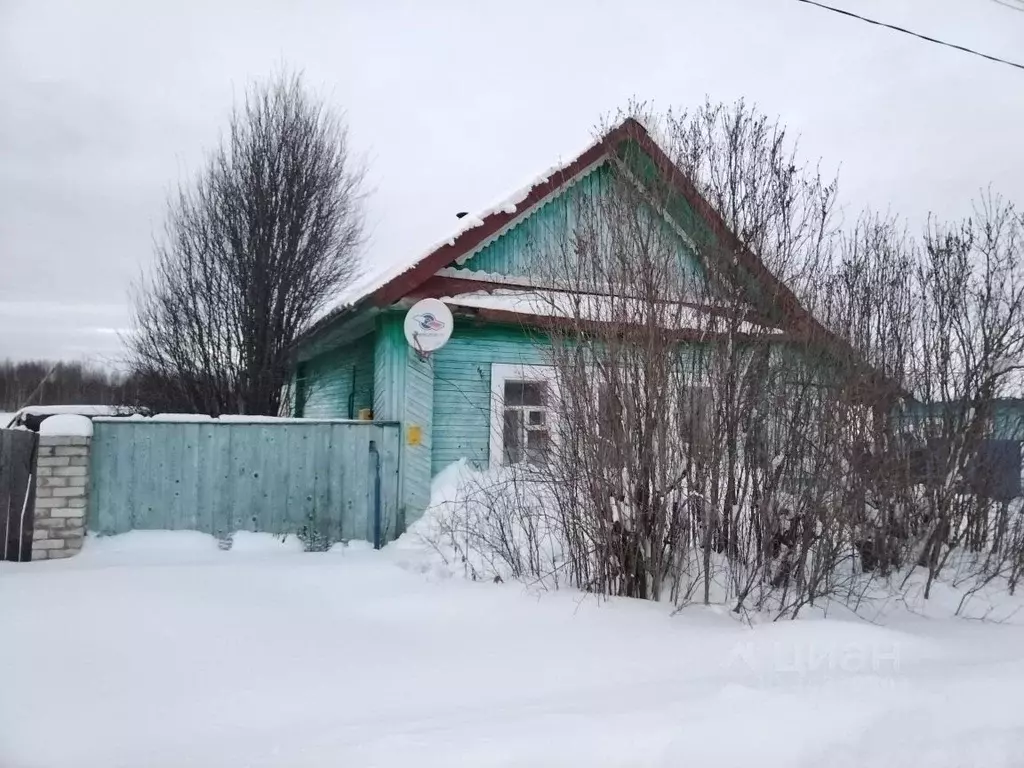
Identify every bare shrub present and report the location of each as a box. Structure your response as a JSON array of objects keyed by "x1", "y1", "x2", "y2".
[
  {"x1": 415, "y1": 464, "x2": 567, "y2": 587},
  {"x1": 517, "y1": 101, "x2": 854, "y2": 616},
  {"x1": 906, "y1": 197, "x2": 1024, "y2": 597},
  {"x1": 418, "y1": 103, "x2": 1024, "y2": 619}
]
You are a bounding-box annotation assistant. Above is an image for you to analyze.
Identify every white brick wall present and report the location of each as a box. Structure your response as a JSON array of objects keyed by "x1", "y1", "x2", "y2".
[{"x1": 32, "y1": 436, "x2": 90, "y2": 561}]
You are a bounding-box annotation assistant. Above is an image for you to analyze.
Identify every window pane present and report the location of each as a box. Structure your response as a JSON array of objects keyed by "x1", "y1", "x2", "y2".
[
  {"x1": 680, "y1": 385, "x2": 712, "y2": 445},
  {"x1": 693, "y1": 387, "x2": 712, "y2": 443},
  {"x1": 504, "y1": 381, "x2": 524, "y2": 406},
  {"x1": 503, "y1": 409, "x2": 523, "y2": 464},
  {"x1": 505, "y1": 380, "x2": 545, "y2": 407},
  {"x1": 598, "y1": 383, "x2": 619, "y2": 440},
  {"x1": 528, "y1": 410, "x2": 545, "y2": 426},
  {"x1": 526, "y1": 429, "x2": 550, "y2": 464},
  {"x1": 522, "y1": 382, "x2": 545, "y2": 407}
]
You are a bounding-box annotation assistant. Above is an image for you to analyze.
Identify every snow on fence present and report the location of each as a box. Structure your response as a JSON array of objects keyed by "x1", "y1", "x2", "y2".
[{"x1": 88, "y1": 418, "x2": 402, "y2": 548}]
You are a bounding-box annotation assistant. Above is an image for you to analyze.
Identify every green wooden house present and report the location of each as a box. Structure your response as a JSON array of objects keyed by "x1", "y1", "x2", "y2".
[{"x1": 292, "y1": 119, "x2": 838, "y2": 533}]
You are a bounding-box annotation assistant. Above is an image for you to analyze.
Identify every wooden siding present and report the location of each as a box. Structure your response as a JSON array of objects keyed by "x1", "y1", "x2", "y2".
[
  {"x1": 993, "y1": 401, "x2": 1024, "y2": 442},
  {"x1": 298, "y1": 334, "x2": 375, "y2": 419},
  {"x1": 404, "y1": 352, "x2": 434, "y2": 512},
  {"x1": 373, "y1": 315, "x2": 404, "y2": 422},
  {"x1": 431, "y1": 321, "x2": 548, "y2": 474},
  {"x1": 374, "y1": 313, "x2": 434, "y2": 525},
  {"x1": 453, "y1": 162, "x2": 706, "y2": 289},
  {"x1": 89, "y1": 419, "x2": 401, "y2": 545},
  {"x1": 429, "y1": 322, "x2": 724, "y2": 475},
  {"x1": 455, "y1": 163, "x2": 609, "y2": 277},
  {"x1": 0, "y1": 429, "x2": 37, "y2": 561}
]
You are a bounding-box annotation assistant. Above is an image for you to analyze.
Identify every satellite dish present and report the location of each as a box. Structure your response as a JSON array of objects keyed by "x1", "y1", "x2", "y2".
[{"x1": 404, "y1": 298, "x2": 454, "y2": 357}]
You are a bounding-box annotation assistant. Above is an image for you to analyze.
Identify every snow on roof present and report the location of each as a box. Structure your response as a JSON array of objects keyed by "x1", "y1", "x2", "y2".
[
  {"x1": 312, "y1": 133, "x2": 609, "y2": 323},
  {"x1": 16, "y1": 405, "x2": 121, "y2": 417},
  {"x1": 313, "y1": 214, "x2": 487, "y2": 322},
  {"x1": 442, "y1": 290, "x2": 784, "y2": 336}
]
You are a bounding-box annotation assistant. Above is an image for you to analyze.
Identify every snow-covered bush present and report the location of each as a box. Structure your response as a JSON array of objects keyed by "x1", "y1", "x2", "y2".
[{"x1": 409, "y1": 460, "x2": 567, "y2": 586}]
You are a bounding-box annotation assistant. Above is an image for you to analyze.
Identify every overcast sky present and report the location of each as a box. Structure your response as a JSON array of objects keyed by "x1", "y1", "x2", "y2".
[{"x1": 2, "y1": 0, "x2": 1023, "y2": 366}]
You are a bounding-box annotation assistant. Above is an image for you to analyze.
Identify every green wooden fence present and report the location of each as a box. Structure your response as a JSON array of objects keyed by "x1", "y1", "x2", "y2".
[{"x1": 89, "y1": 419, "x2": 401, "y2": 547}]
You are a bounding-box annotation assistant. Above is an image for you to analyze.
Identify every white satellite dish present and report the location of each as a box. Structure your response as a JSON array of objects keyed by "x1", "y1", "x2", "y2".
[{"x1": 404, "y1": 298, "x2": 454, "y2": 357}]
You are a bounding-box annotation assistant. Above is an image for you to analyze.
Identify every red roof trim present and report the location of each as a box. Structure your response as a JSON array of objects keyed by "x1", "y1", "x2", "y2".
[{"x1": 370, "y1": 129, "x2": 627, "y2": 308}]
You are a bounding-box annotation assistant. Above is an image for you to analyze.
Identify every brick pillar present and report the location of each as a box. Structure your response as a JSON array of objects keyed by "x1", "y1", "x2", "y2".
[{"x1": 32, "y1": 436, "x2": 90, "y2": 560}]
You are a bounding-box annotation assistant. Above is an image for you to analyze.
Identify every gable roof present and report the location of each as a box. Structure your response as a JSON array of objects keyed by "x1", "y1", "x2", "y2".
[
  {"x1": 304, "y1": 118, "x2": 834, "y2": 354},
  {"x1": 312, "y1": 128, "x2": 617, "y2": 324}
]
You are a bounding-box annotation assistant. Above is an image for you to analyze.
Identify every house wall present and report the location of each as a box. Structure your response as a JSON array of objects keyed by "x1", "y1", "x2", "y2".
[
  {"x1": 427, "y1": 322, "x2": 724, "y2": 475},
  {"x1": 993, "y1": 401, "x2": 1024, "y2": 442},
  {"x1": 454, "y1": 161, "x2": 707, "y2": 287},
  {"x1": 292, "y1": 138, "x2": 789, "y2": 504},
  {"x1": 902, "y1": 400, "x2": 1024, "y2": 441},
  {"x1": 455, "y1": 163, "x2": 610, "y2": 278},
  {"x1": 374, "y1": 313, "x2": 434, "y2": 527},
  {"x1": 431, "y1": 321, "x2": 549, "y2": 475},
  {"x1": 297, "y1": 333, "x2": 375, "y2": 419}
]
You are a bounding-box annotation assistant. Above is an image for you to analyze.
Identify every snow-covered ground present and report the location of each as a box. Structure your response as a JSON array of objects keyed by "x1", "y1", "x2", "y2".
[{"x1": 3, "y1": 529, "x2": 1024, "y2": 767}]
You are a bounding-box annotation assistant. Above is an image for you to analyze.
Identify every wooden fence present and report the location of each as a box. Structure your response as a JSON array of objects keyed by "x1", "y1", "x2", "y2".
[
  {"x1": 89, "y1": 419, "x2": 402, "y2": 547},
  {"x1": 1, "y1": 429, "x2": 38, "y2": 561}
]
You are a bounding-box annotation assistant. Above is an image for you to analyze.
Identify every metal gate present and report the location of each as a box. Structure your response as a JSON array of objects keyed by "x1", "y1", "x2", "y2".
[
  {"x1": 89, "y1": 419, "x2": 401, "y2": 547},
  {"x1": 1, "y1": 428, "x2": 38, "y2": 561}
]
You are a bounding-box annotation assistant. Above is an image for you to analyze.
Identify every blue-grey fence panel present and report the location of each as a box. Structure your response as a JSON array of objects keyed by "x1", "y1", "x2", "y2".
[{"x1": 89, "y1": 419, "x2": 401, "y2": 545}]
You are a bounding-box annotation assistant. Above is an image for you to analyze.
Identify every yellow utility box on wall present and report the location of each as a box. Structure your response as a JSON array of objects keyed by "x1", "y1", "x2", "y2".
[{"x1": 407, "y1": 424, "x2": 422, "y2": 446}]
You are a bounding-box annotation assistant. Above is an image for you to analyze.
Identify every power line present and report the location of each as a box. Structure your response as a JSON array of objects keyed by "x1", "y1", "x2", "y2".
[
  {"x1": 991, "y1": 0, "x2": 1024, "y2": 13},
  {"x1": 796, "y1": 0, "x2": 1024, "y2": 72}
]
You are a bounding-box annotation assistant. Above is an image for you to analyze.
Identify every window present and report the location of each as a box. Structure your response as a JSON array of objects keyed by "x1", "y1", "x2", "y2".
[
  {"x1": 598, "y1": 382, "x2": 624, "y2": 444},
  {"x1": 490, "y1": 364, "x2": 557, "y2": 467},
  {"x1": 502, "y1": 380, "x2": 551, "y2": 465},
  {"x1": 680, "y1": 384, "x2": 712, "y2": 448},
  {"x1": 593, "y1": 376, "x2": 711, "y2": 469}
]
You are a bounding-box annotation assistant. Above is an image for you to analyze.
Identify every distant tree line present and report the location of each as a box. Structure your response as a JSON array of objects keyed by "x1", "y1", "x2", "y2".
[
  {"x1": 0, "y1": 360, "x2": 133, "y2": 412},
  {"x1": 0, "y1": 360, "x2": 197, "y2": 414}
]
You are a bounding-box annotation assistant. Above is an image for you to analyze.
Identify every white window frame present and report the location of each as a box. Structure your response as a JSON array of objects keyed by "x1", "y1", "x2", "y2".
[{"x1": 490, "y1": 363, "x2": 559, "y2": 467}]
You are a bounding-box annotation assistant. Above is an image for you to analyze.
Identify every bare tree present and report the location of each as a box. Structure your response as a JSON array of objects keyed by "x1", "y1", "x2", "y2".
[{"x1": 128, "y1": 71, "x2": 365, "y2": 416}]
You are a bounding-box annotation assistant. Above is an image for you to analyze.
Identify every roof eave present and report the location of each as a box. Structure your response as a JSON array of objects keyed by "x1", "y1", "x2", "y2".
[{"x1": 294, "y1": 301, "x2": 380, "y2": 362}]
